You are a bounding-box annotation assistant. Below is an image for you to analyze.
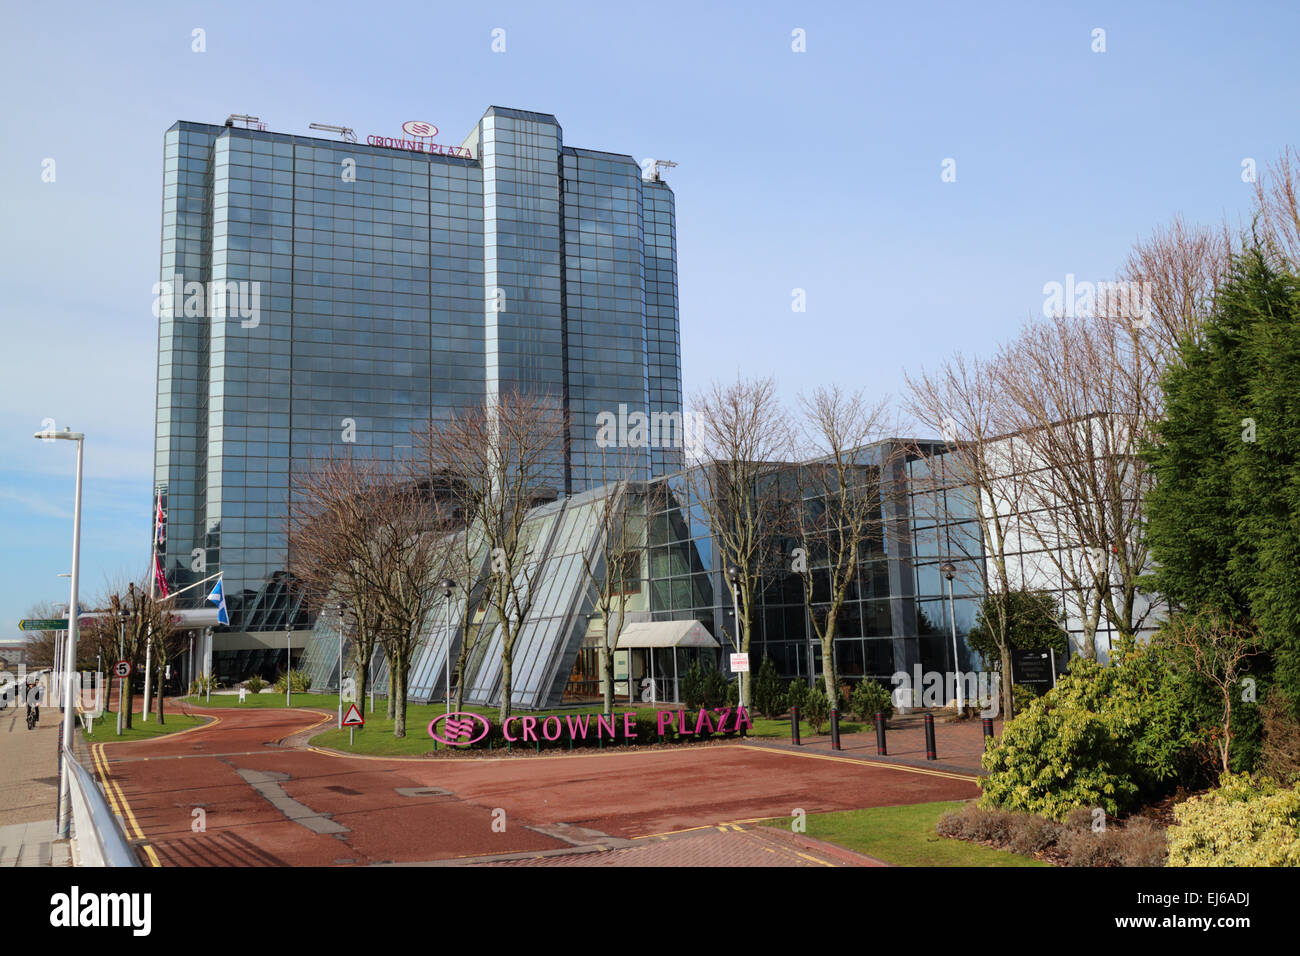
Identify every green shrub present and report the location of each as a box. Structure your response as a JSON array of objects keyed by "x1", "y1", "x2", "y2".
[
  {"x1": 752, "y1": 657, "x2": 785, "y2": 718},
  {"x1": 681, "y1": 661, "x2": 705, "y2": 711},
  {"x1": 702, "y1": 668, "x2": 727, "y2": 709},
  {"x1": 245, "y1": 675, "x2": 267, "y2": 695},
  {"x1": 785, "y1": 679, "x2": 807, "y2": 715},
  {"x1": 1167, "y1": 773, "x2": 1300, "y2": 866},
  {"x1": 1011, "y1": 683, "x2": 1039, "y2": 717},
  {"x1": 188, "y1": 673, "x2": 221, "y2": 695},
  {"x1": 804, "y1": 683, "x2": 830, "y2": 734},
  {"x1": 274, "y1": 669, "x2": 311, "y2": 694},
  {"x1": 850, "y1": 679, "x2": 893, "y2": 721},
  {"x1": 980, "y1": 643, "x2": 1213, "y2": 821}
]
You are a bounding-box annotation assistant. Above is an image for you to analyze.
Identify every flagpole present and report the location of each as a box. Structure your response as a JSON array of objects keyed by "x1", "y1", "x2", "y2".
[{"x1": 143, "y1": 490, "x2": 160, "y2": 723}]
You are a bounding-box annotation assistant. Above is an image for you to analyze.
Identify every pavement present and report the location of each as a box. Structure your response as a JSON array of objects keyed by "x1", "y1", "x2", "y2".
[
  {"x1": 0, "y1": 701, "x2": 71, "y2": 867},
  {"x1": 90, "y1": 703, "x2": 980, "y2": 866},
  {"x1": 750, "y1": 710, "x2": 997, "y2": 776}
]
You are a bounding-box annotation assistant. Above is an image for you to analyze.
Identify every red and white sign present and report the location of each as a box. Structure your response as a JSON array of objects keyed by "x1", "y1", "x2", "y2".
[
  {"x1": 401, "y1": 120, "x2": 438, "y2": 138},
  {"x1": 730, "y1": 653, "x2": 750, "y2": 673},
  {"x1": 342, "y1": 703, "x2": 365, "y2": 727},
  {"x1": 113, "y1": 660, "x2": 132, "y2": 679}
]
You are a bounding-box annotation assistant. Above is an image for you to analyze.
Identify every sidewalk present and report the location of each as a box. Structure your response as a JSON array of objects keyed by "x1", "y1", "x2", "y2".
[
  {"x1": 0, "y1": 703, "x2": 71, "y2": 866},
  {"x1": 750, "y1": 710, "x2": 997, "y2": 776}
]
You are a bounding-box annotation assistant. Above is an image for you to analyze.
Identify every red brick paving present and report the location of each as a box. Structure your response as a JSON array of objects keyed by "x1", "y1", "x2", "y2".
[
  {"x1": 96, "y1": 704, "x2": 979, "y2": 866},
  {"x1": 467, "y1": 825, "x2": 887, "y2": 867}
]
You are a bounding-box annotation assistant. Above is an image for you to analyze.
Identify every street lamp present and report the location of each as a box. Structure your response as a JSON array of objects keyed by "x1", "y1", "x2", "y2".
[
  {"x1": 940, "y1": 561, "x2": 963, "y2": 715},
  {"x1": 34, "y1": 426, "x2": 84, "y2": 839},
  {"x1": 441, "y1": 579, "x2": 456, "y2": 716},
  {"x1": 725, "y1": 565, "x2": 744, "y2": 710}
]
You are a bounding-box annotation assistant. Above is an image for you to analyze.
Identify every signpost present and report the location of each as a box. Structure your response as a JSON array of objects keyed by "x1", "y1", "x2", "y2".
[
  {"x1": 730, "y1": 653, "x2": 750, "y2": 672},
  {"x1": 343, "y1": 702, "x2": 364, "y2": 746},
  {"x1": 18, "y1": 618, "x2": 73, "y2": 631}
]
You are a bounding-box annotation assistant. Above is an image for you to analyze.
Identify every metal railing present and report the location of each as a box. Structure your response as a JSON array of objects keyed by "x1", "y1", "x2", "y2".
[{"x1": 64, "y1": 747, "x2": 139, "y2": 867}]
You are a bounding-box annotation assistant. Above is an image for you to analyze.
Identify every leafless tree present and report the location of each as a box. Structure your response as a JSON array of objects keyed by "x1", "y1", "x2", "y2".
[
  {"x1": 905, "y1": 352, "x2": 1033, "y2": 719},
  {"x1": 687, "y1": 375, "x2": 793, "y2": 707},
  {"x1": 995, "y1": 311, "x2": 1161, "y2": 656},
  {"x1": 789, "y1": 386, "x2": 894, "y2": 710},
  {"x1": 1162, "y1": 612, "x2": 1264, "y2": 773},
  {"x1": 1253, "y1": 146, "x2": 1300, "y2": 273},
  {"x1": 83, "y1": 582, "x2": 173, "y2": 728},
  {"x1": 417, "y1": 388, "x2": 567, "y2": 722},
  {"x1": 290, "y1": 456, "x2": 456, "y2": 738},
  {"x1": 1117, "y1": 213, "x2": 1231, "y2": 367}
]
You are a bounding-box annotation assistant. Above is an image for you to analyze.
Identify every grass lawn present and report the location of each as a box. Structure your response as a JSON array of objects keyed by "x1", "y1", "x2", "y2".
[
  {"x1": 82, "y1": 711, "x2": 209, "y2": 743},
  {"x1": 761, "y1": 801, "x2": 1048, "y2": 867}
]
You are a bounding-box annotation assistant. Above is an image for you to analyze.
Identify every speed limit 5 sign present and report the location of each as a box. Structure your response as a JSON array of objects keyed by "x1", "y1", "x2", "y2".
[{"x1": 113, "y1": 660, "x2": 132, "y2": 678}]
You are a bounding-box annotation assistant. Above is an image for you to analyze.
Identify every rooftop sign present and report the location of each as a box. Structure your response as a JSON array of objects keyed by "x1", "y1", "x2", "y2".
[{"x1": 368, "y1": 120, "x2": 471, "y2": 158}]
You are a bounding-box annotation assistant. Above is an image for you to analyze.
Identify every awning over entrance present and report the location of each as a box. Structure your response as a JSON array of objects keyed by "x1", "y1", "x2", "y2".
[{"x1": 617, "y1": 620, "x2": 719, "y2": 649}]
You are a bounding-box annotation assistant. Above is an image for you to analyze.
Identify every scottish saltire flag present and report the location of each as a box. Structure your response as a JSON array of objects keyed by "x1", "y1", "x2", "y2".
[{"x1": 207, "y1": 576, "x2": 229, "y2": 626}]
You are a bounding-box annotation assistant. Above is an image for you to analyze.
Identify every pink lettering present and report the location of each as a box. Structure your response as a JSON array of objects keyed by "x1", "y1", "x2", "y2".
[
  {"x1": 735, "y1": 706, "x2": 753, "y2": 733},
  {"x1": 542, "y1": 715, "x2": 562, "y2": 741},
  {"x1": 622, "y1": 712, "x2": 638, "y2": 740},
  {"x1": 596, "y1": 714, "x2": 615, "y2": 739},
  {"x1": 656, "y1": 710, "x2": 676, "y2": 736},
  {"x1": 715, "y1": 707, "x2": 732, "y2": 731},
  {"x1": 502, "y1": 716, "x2": 519, "y2": 742},
  {"x1": 521, "y1": 716, "x2": 538, "y2": 742},
  {"x1": 692, "y1": 708, "x2": 715, "y2": 736},
  {"x1": 677, "y1": 709, "x2": 687, "y2": 734},
  {"x1": 565, "y1": 713, "x2": 591, "y2": 740}
]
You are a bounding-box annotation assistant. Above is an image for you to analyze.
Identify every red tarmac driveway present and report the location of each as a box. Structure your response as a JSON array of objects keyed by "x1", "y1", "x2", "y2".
[{"x1": 90, "y1": 705, "x2": 978, "y2": 866}]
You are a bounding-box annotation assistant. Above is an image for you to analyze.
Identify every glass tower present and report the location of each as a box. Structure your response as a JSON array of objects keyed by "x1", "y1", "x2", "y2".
[{"x1": 154, "y1": 107, "x2": 682, "y2": 633}]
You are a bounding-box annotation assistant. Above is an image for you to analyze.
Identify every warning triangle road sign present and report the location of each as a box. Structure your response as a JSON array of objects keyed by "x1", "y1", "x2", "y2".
[{"x1": 343, "y1": 703, "x2": 364, "y2": 727}]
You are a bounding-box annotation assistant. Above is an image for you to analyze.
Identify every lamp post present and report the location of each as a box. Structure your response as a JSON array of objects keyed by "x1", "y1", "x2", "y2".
[
  {"x1": 35, "y1": 427, "x2": 84, "y2": 839},
  {"x1": 940, "y1": 561, "x2": 963, "y2": 715},
  {"x1": 441, "y1": 579, "x2": 456, "y2": 716},
  {"x1": 726, "y1": 565, "x2": 744, "y2": 710},
  {"x1": 334, "y1": 605, "x2": 344, "y2": 729}
]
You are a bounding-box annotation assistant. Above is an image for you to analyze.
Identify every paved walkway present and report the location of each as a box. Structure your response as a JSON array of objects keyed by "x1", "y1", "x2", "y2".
[
  {"x1": 457, "y1": 824, "x2": 887, "y2": 867},
  {"x1": 752, "y1": 711, "x2": 997, "y2": 775},
  {"x1": 0, "y1": 701, "x2": 71, "y2": 866}
]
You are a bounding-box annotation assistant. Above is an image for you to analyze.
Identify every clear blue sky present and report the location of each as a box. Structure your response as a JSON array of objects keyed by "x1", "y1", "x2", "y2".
[{"x1": 2, "y1": 0, "x2": 1296, "y2": 640}]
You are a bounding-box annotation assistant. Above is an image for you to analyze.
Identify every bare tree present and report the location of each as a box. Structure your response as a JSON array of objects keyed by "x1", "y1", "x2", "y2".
[
  {"x1": 1253, "y1": 146, "x2": 1300, "y2": 274},
  {"x1": 418, "y1": 388, "x2": 567, "y2": 722},
  {"x1": 1118, "y1": 213, "x2": 1231, "y2": 366},
  {"x1": 1162, "y1": 613, "x2": 1264, "y2": 773},
  {"x1": 83, "y1": 582, "x2": 172, "y2": 728},
  {"x1": 789, "y1": 386, "x2": 894, "y2": 711},
  {"x1": 290, "y1": 456, "x2": 455, "y2": 738},
  {"x1": 688, "y1": 375, "x2": 792, "y2": 707},
  {"x1": 995, "y1": 311, "x2": 1162, "y2": 657},
  {"x1": 905, "y1": 352, "x2": 1034, "y2": 720}
]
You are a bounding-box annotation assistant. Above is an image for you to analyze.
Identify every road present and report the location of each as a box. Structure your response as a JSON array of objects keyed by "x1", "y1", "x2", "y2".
[{"x1": 89, "y1": 705, "x2": 979, "y2": 866}]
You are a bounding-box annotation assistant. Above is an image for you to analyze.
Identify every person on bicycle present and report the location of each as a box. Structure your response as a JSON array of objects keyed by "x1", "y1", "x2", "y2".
[{"x1": 25, "y1": 681, "x2": 40, "y2": 728}]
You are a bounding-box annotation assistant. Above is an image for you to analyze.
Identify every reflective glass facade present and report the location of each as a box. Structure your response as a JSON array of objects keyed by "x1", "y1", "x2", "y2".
[{"x1": 154, "y1": 108, "x2": 682, "y2": 632}]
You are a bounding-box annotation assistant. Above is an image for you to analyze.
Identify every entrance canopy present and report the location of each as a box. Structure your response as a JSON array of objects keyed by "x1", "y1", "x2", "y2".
[{"x1": 617, "y1": 620, "x2": 719, "y2": 649}]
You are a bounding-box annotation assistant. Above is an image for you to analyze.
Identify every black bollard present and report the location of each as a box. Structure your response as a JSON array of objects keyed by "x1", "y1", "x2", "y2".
[
  {"x1": 924, "y1": 712, "x2": 937, "y2": 760},
  {"x1": 830, "y1": 708, "x2": 842, "y2": 750},
  {"x1": 791, "y1": 706, "x2": 801, "y2": 745},
  {"x1": 982, "y1": 716, "x2": 994, "y2": 749},
  {"x1": 874, "y1": 711, "x2": 887, "y2": 755}
]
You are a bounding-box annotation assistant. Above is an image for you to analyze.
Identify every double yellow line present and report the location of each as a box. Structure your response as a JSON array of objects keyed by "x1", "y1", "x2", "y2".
[{"x1": 90, "y1": 742, "x2": 161, "y2": 867}]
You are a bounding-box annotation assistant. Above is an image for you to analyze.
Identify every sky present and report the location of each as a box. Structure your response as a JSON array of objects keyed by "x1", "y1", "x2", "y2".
[{"x1": 1, "y1": 0, "x2": 1297, "y2": 641}]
